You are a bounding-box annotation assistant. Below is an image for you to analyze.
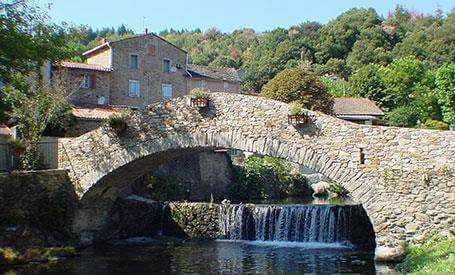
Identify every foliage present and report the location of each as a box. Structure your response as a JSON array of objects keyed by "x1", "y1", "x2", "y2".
[
  {"x1": 422, "y1": 119, "x2": 449, "y2": 130},
  {"x1": 147, "y1": 175, "x2": 183, "y2": 201},
  {"x1": 7, "y1": 139, "x2": 25, "y2": 150},
  {"x1": 3, "y1": 73, "x2": 71, "y2": 170},
  {"x1": 386, "y1": 105, "x2": 421, "y2": 127},
  {"x1": 288, "y1": 101, "x2": 305, "y2": 115},
  {"x1": 435, "y1": 64, "x2": 455, "y2": 125},
  {"x1": 348, "y1": 64, "x2": 388, "y2": 108},
  {"x1": 105, "y1": 114, "x2": 127, "y2": 128},
  {"x1": 189, "y1": 88, "x2": 208, "y2": 99},
  {"x1": 328, "y1": 182, "x2": 349, "y2": 198},
  {"x1": 397, "y1": 234, "x2": 455, "y2": 274},
  {"x1": 261, "y1": 67, "x2": 333, "y2": 113},
  {"x1": 229, "y1": 156, "x2": 310, "y2": 201},
  {"x1": 320, "y1": 76, "x2": 349, "y2": 97}
]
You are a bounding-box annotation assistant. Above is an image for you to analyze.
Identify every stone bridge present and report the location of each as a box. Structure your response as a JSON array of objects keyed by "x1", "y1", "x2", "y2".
[{"x1": 59, "y1": 92, "x2": 455, "y2": 252}]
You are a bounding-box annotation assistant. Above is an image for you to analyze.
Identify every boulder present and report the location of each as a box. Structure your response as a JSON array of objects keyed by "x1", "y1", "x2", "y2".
[
  {"x1": 311, "y1": 181, "x2": 331, "y2": 197},
  {"x1": 374, "y1": 244, "x2": 405, "y2": 262}
]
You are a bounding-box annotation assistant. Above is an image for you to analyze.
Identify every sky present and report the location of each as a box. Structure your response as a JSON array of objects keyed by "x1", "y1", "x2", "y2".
[{"x1": 36, "y1": 0, "x2": 454, "y2": 33}]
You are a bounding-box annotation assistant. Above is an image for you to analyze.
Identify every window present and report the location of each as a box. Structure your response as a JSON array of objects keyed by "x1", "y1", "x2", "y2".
[
  {"x1": 129, "y1": 80, "x2": 140, "y2": 97},
  {"x1": 162, "y1": 84, "x2": 172, "y2": 99},
  {"x1": 81, "y1": 75, "x2": 90, "y2": 89},
  {"x1": 147, "y1": 44, "x2": 156, "y2": 56},
  {"x1": 130, "y1": 54, "x2": 138, "y2": 69},
  {"x1": 163, "y1": 59, "x2": 171, "y2": 73},
  {"x1": 200, "y1": 80, "x2": 206, "y2": 90}
]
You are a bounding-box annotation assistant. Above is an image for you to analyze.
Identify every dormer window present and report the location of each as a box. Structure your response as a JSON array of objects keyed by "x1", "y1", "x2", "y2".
[
  {"x1": 163, "y1": 59, "x2": 171, "y2": 73},
  {"x1": 131, "y1": 54, "x2": 138, "y2": 69}
]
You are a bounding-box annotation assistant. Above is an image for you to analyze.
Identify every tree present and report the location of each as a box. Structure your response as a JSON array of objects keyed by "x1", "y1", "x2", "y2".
[
  {"x1": 435, "y1": 64, "x2": 455, "y2": 125},
  {"x1": 348, "y1": 64, "x2": 389, "y2": 108},
  {"x1": 261, "y1": 67, "x2": 333, "y2": 113},
  {"x1": 0, "y1": 1, "x2": 77, "y2": 123},
  {"x1": 4, "y1": 73, "x2": 72, "y2": 169}
]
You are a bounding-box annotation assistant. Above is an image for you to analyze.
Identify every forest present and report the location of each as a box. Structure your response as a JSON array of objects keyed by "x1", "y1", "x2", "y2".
[{"x1": 1, "y1": 3, "x2": 454, "y2": 128}]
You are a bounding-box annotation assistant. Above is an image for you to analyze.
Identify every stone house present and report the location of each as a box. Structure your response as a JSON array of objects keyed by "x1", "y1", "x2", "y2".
[
  {"x1": 52, "y1": 33, "x2": 188, "y2": 109},
  {"x1": 333, "y1": 98, "x2": 384, "y2": 125},
  {"x1": 186, "y1": 64, "x2": 242, "y2": 94}
]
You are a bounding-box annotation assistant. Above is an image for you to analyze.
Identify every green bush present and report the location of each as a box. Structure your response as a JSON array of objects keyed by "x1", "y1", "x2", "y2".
[
  {"x1": 229, "y1": 155, "x2": 310, "y2": 201},
  {"x1": 386, "y1": 105, "x2": 421, "y2": 127},
  {"x1": 147, "y1": 175, "x2": 183, "y2": 201},
  {"x1": 422, "y1": 119, "x2": 449, "y2": 130},
  {"x1": 190, "y1": 88, "x2": 208, "y2": 99},
  {"x1": 328, "y1": 182, "x2": 349, "y2": 198},
  {"x1": 8, "y1": 139, "x2": 25, "y2": 150},
  {"x1": 260, "y1": 67, "x2": 333, "y2": 113},
  {"x1": 397, "y1": 234, "x2": 455, "y2": 274},
  {"x1": 105, "y1": 115, "x2": 127, "y2": 127},
  {"x1": 288, "y1": 101, "x2": 305, "y2": 115}
]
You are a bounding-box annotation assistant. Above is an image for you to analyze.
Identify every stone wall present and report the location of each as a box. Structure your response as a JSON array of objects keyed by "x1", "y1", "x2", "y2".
[
  {"x1": 59, "y1": 92, "x2": 455, "y2": 253},
  {"x1": 133, "y1": 150, "x2": 234, "y2": 201},
  {"x1": 0, "y1": 170, "x2": 78, "y2": 248},
  {"x1": 166, "y1": 202, "x2": 219, "y2": 239},
  {"x1": 53, "y1": 67, "x2": 111, "y2": 107}
]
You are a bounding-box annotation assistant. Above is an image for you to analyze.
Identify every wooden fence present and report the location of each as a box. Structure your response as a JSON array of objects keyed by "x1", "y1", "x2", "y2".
[{"x1": 0, "y1": 137, "x2": 58, "y2": 172}]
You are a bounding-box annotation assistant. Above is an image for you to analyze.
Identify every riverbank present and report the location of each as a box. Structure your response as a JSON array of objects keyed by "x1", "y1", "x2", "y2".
[
  {"x1": 397, "y1": 235, "x2": 454, "y2": 274},
  {"x1": 0, "y1": 246, "x2": 77, "y2": 266}
]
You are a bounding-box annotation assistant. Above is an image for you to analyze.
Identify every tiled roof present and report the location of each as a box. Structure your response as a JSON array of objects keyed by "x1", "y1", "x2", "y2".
[
  {"x1": 72, "y1": 107, "x2": 121, "y2": 120},
  {"x1": 333, "y1": 98, "x2": 384, "y2": 116},
  {"x1": 0, "y1": 124, "x2": 12, "y2": 136},
  {"x1": 187, "y1": 64, "x2": 242, "y2": 83},
  {"x1": 55, "y1": 61, "x2": 112, "y2": 72}
]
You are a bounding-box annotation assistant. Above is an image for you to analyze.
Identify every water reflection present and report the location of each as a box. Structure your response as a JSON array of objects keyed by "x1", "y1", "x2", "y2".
[{"x1": 2, "y1": 241, "x2": 385, "y2": 274}]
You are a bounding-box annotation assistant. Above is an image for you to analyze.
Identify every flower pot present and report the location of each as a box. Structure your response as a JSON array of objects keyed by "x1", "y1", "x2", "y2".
[
  {"x1": 10, "y1": 147, "x2": 25, "y2": 157},
  {"x1": 288, "y1": 114, "x2": 310, "y2": 126},
  {"x1": 111, "y1": 122, "x2": 127, "y2": 135},
  {"x1": 190, "y1": 98, "x2": 209, "y2": 108}
]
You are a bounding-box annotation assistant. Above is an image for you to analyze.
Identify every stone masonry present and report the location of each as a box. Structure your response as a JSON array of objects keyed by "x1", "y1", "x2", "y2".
[{"x1": 59, "y1": 92, "x2": 455, "y2": 253}]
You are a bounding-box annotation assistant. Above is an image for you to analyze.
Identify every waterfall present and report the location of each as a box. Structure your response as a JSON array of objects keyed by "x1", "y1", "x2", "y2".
[{"x1": 219, "y1": 204, "x2": 352, "y2": 243}]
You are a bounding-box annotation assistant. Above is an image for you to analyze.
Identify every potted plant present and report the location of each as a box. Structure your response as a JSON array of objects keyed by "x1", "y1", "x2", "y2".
[
  {"x1": 287, "y1": 101, "x2": 310, "y2": 126},
  {"x1": 8, "y1": 139, "x2": 26, "y2": 157},
  {"x1": 189, "y1": 88, "x2": 209, "y2": 108},
  {"x1": 105, "y1": 115, "x2": 128, "y2": 135}
]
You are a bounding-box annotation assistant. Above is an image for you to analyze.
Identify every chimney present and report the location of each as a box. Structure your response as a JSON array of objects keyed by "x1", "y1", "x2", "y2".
[{"x1": 145, "y1": 28, "x2": 148, "y2": 34}]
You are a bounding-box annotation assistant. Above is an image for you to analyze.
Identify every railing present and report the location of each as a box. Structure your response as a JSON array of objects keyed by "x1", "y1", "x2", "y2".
[{"x1": 0, "y1": 137, "x2": 58, "y2": 172}]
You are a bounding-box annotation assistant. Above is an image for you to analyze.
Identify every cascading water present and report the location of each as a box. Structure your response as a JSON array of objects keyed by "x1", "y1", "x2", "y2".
[{"x1": 219, "y1": 204, "x2": 354, "y2": 244}]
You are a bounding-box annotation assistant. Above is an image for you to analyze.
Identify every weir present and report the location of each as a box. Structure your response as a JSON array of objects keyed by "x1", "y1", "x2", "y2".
[{"x1": 218, "y1": 203, "x2": 376, "y2": 251}]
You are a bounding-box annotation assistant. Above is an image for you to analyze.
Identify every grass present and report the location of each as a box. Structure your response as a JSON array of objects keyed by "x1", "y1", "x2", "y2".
[{"x1": 397, "y1": 234, "x2": 455, "y2": 274}]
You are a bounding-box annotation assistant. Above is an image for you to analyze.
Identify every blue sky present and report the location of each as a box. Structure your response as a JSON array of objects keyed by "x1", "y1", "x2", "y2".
[{"x1": 37, "y1": 0, "x2": 454, "y2": 33}]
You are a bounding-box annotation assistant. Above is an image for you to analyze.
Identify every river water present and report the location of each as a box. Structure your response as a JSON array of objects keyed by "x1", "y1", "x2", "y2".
[{"x1": 3, "y1": 240, "x2": 396, "y2": 274}]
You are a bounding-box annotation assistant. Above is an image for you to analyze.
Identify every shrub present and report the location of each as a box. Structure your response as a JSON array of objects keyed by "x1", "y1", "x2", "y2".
[
  {"x1": 328, "y1": 182, "x2": 349, "y2": 198},
  {"x1": 190, "y1": 88, "x2": 208, "y2": 99},
  {"x1": 229, "y1": 155, "x2": 310, "y2": 201},
  {"x1": 288, "y1": 101, "x2": 305, "y2": 115},
  {"x1": 8, "y1": 139, "x2": 25, "y2": 151},
  {"x1": 386, "y1": 105, "x2": 420, "y2": 127},
  {"x1": 260, "y1": 67, "x2": 334, "y2": 113},
  {"x1": 422, "y1": 119, "x2": 449, "y2": 130},
  {"x1": 397, "y1": 234, "x2": 455, "y2": 274},
  {"x1": 105, "y1": 115, "x2": 127, "y2": 127},
  {"x1": 147, "y1": 175, "x2": 183, "y2": 201}
]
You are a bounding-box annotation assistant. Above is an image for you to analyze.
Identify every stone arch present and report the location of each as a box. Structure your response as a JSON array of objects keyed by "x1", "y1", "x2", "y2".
[{"x1": 60, "y1": 92, "x2": 455, "y2": 253}]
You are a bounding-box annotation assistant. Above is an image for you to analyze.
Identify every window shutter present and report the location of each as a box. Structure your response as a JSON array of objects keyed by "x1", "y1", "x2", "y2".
[
  {"x1": 90, "y1": 74, "x2": 96, "y2": 89},
  {"x1": 148, "y1": 45, "x2": 156, "y2": 56}
]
